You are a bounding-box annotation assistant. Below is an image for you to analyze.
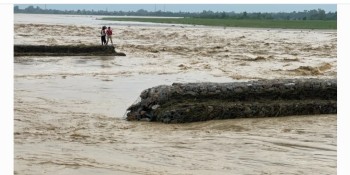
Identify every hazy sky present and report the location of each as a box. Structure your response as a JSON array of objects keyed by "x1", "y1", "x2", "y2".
[{"x1": 16, "y1": 4, "x2": 337, "y2": 13}]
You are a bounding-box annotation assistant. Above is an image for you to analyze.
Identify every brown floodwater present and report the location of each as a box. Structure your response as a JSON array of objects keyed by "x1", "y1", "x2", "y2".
[
  {"x1": 14, "y1": 55, "x2": 336, "y2": 175},
  {"x1": 14, "y1": 14, "x2": 337, "y2": 175}
]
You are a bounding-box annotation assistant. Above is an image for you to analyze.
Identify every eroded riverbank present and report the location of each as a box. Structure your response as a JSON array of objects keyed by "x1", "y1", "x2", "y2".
[{"x1": 14, "y1": 14, "x2": 337, "y2": 175}]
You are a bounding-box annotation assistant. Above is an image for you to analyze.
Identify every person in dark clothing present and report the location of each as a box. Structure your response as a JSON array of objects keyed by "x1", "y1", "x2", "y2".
[{"x1": 100, "y1": 26, "x2": 107, "y2": 45}]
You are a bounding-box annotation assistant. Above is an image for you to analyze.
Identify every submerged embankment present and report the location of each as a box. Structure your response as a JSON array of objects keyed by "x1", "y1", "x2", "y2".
[
  {"x1": 14, "y1": 45, "x2": 126, "y2": 56},
  {"x1": 127, "y1": 79, "x2": 337, "y2": 123}
]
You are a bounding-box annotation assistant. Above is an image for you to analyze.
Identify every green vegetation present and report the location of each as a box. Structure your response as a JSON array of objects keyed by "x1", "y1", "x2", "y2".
[
  {"x1": 14, "y1": 5, "x2": 336, "y2": 29},
  {"x1": 15, "y1": 6, "x2": 336, "y2": 21},
  {"x1": 100, "y1": 17, "x2": 337, "y2": 29}
]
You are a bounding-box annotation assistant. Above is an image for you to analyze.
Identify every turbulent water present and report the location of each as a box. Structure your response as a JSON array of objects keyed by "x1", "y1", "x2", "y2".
[{"x1": 14, "y1": 14, "x2": 337, "y2": 175}]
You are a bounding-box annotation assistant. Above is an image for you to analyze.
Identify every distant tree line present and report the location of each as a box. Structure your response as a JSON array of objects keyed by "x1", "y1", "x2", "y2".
[{"x1": 14, "y1": 5, "x2": 337, "y2": 20}]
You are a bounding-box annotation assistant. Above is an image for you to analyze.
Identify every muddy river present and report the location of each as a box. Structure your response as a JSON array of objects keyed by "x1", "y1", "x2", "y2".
[{"x1": 14, "y1": 14, "x2": 336, "y2": 175}]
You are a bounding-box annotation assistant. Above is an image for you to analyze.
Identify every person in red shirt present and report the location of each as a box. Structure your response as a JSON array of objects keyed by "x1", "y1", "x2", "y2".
[{"x1": 106, "y1": 27, "x2": 114, "y2": 45}]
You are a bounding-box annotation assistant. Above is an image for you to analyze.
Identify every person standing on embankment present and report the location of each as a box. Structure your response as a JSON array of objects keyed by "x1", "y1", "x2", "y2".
[
  {"x1": 101, "y1": 26, "x2": 107, "y2": 45},
  {"x1": 106, "y1": 26, "x2": 113, "y2": 46}
]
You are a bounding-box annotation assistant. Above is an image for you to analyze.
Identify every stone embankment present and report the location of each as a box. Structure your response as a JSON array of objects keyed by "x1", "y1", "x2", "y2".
[
  {"x1": 126, "y1": 79, "x2": 337, "y2": 123},
  {"x1": 14, "y1": 45, "x2": 126, "y2": 56}
]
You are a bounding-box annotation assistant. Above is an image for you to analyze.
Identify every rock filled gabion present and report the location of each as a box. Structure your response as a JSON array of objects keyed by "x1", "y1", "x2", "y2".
[
  {"x1": 126, "y1": 79, "x2": 337, "y2": 123},
  {"x1": 14, "y1": 45, "x2": 126, "y2": 56}
]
